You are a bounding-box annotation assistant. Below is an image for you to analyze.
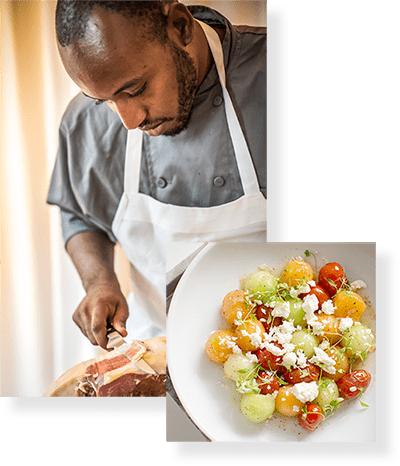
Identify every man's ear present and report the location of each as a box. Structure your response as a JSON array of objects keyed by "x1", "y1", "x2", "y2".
[{"x1": 164, "y1": 2, "x2": 195, "y2": 47}]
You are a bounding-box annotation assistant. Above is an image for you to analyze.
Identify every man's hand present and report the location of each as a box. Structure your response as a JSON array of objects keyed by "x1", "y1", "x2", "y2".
[
  {"x1": 66, "y1": 230, "x2": 129, "y2": 349},
  {"x1": 73, "y1": 283, "x2": 129, "y2": 349}
]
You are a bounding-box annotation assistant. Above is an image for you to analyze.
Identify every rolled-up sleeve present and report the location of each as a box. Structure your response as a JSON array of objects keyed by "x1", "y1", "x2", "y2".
[{"x1": 59, "y1": 208, "x2": 102, "y2": 246}]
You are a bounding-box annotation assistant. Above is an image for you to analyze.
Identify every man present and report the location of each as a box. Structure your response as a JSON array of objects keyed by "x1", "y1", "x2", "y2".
[{"x1": 48, "y1": 1, "x2": 266, "y2": 349}]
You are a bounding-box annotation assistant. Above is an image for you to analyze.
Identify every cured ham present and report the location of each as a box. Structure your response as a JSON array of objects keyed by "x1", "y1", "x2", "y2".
[{"x1": 43, "y1": 337, "x2": 166, "y2": 397}]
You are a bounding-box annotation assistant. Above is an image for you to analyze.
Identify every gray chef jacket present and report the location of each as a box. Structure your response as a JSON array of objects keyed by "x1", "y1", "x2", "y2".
[{"x1": 47, "y1": 6, "x2": 266, "y2": 246}]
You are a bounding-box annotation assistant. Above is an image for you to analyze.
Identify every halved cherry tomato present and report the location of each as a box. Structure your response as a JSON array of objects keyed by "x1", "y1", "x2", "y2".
[
  {"x1": 255, "y1": 304, "x2": 282, "y2": 332},
  {"x1": 256, "y1": 370, "x2": 280, "y2": 395},
  {"x1": 318, "y1": 262, "x2": 348, "y2": 297},
  {"x1": 283, "y1": 363, "x2": 320, "y2": 384},
  {"x1": 255, "y1": 344, "x2": 284, "y2": 372},
  {"x1": 299, "y1": 284, "x2": 330, "y2": 308},
  {"x1": 298, "y1": 404, "x2": 324, "y2": 431},
  {"x1": 337, "y1": 369, "x2": 371, "y2": 400}
]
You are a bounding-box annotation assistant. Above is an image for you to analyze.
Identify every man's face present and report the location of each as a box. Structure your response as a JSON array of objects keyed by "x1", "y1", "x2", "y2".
[{"x1": 59, "y1": 8, "x2": 198, "y2": 136}]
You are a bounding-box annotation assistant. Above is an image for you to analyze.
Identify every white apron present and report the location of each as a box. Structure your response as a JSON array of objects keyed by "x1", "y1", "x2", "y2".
[{"x1": 111, "y1": 20, "x2": 266, "y2": 340}]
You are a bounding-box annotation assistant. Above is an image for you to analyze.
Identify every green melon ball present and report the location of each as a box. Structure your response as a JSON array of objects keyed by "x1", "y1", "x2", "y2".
[
  {"x1": 315, "y1": 377, "x2": 339, "y2": 410},
  {"x1": 340, "y1": 323, "x2": 375, "y2": 359},
  {"x1": 242, "y1": 269, "x2": 278, "y2": 302},
  {"x1": 290, "y1": 329, "x2": 319, "y2": 358},
  {"x1": 223, "y1": 354, "x2": 257, "y2": 382},
  {"x1": 240, "y1": 393, "x2": 276, "y2": 423},
  {"x1": 285, "y1": 298, "x2": 307, "y2": 327}
]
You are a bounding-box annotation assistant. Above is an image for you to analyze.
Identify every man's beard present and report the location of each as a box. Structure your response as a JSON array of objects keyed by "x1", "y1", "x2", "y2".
[
  {"x1": 163, "y1": 41, "x2": 198, "y2": 137},
  {"x1": 138, "y1": 41, "x2": 198, "y2": 137}
]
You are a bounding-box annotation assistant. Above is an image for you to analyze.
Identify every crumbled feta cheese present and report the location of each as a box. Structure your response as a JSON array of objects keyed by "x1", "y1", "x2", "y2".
[
  {"x1": 249, "y1": 332, "x2": 262, "y2": 348},
  {"x1": 289, "y1": 288, "x2": 299, "y2": 298},
  {"x1": 280, "y1": 320, "x2": 296, "y2": 334},
  {"x1": 220, "y1": 338, "x2": 237, "y2": 348},
  {"x1": 245, "y1": 351, "x2": 259, "y2": 363},
  {"x1": 350, "y1": 279, "x2": 367, "y2": 291},
  {"x1": 273, "y1": 320, "x2": 297, "y2": 345},
  {"x1": 282, "y1": 351, "x2": 297, "y2": 367},
  {"x1": 319, "y1": 339, "x2": 330, "y2": 350},
  {"x1": 272, "y1": 301, "x2": 291, "y2": 318},
  {"x1": 309, "y1": 347, "x2": 336, "y2": 374},
  {"x1": 350, "y1": 386, "x2": 357, "y2": 392},
  {"x1": 339, "y1": 317, "x2": 353, "y2": 333},
  {"x1": 296, "y1": 350, "x2": 308, "y2": 368},
  {"x1": 290, "y1": 283, "x2": 310, "y2": 298},
  {"x1": 263, "y1": 342, "x2": 285, "y2": 356},
  {"x1": 298, "y1": 283, "x2": 311, "y2": 294},
  {"x1": 291, "y1": 382, "x2": 319, "y2": 403},
  {"x1": 302, "y1": 294, "x2": 319, "y2": 314},
  {"x1": 283, "y1": 343, "x2": 296, "y2": 353},
  {"x1": 308, "y1": 280, "x2": 316, "y2": 287},
  {"x1": 310, "y1": 321, "x2": 324, "y2": 335},
  {"x1": 275, "y1": 332, "x2": 293, "y2": 345},
  {"x1": 321, "y1": 299, "x2": 336, "y2": 315}
]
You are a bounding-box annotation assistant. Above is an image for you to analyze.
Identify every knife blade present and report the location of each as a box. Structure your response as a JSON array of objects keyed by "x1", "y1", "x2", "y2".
[
  {"x1": 106, "y1": 327, "x2": 126, "y2": 349},
  {"x1": 106, "y1": 327, "x2": 156, "y2": 374}
]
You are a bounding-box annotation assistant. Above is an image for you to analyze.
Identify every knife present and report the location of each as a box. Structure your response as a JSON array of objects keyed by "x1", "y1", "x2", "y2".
[
  {"x1": 106, "y1": 327, "x2": 127, "y2": 349},
  {"x1": 106, "y1": 327, "x2": 156, "y2": 374}
]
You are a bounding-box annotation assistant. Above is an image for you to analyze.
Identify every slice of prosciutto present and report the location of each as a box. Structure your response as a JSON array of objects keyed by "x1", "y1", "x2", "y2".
[{"x1": 43, "y1": 337, "x2": 166, "y2": 397}]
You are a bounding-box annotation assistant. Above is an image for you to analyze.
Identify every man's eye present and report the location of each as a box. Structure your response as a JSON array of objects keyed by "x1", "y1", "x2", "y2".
[{"x1": 128, "y1": 83, "x2": 147, "y2": 99}]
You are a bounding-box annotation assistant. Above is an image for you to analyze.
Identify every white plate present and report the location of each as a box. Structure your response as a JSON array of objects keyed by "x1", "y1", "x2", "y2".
[{"x1": 167, "y1": 242, "x2": 376, "y2": 442}]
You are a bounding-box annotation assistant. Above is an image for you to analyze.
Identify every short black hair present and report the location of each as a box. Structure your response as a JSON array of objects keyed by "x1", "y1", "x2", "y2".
[{"x1": 55, "y1": 1, "x2": 174, "y2": 47}]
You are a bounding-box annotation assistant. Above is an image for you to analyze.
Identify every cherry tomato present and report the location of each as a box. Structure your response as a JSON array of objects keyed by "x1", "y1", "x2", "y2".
[
  {"x1": 299, "y1": 284, "x2": 330, "y2": 308},
  {"x1": 298, "y1": 404, "x2": 324, "y2": 431},
  {"x1": 318, "y1": 262, "x2": 348, "y2": 297},
  {"x1": 283, "y1": 363, "x2": 320, "y2": 384},
  {"x1": 337, "y1": 369, "x2": 372, "y2": 400},
  {"x1": 256, "y1": 370, "x2": 280, "y2": 395},
  {"x1": 255, "y1": 305, "x2": 282, "y2": 332},
  {"x1": 255, "y1": 344, "x2": 284, "y2": 372}
]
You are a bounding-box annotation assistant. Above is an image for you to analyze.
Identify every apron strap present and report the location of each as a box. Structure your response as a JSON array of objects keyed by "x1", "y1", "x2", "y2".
[
  {"x1": 124, "y1": 126, "x2": 143, "y2": 193},
  {"x1": 195, "y1": 20, "x2": 261, "y2": 197}
]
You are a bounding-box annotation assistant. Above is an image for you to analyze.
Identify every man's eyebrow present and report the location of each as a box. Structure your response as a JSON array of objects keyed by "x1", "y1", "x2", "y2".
[{"x1": 82, "y1": 78, "x2": 140, "y2": 102}]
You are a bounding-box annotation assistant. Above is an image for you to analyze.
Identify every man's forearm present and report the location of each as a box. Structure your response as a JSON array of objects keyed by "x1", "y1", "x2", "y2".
[
  {"x1": 66, "y1": 230, "x2": 118, "y2": 292},
  {"x1": 66, "y1": 230, "x2": 129, "y2": 347}
]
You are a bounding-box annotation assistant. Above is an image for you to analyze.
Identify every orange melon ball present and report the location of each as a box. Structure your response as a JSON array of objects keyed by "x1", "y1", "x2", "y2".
[
  {"x1": 205, "y1": 329, "x2": 238, "y2": 364},
  {"x1": 314, "y1": 313, "x2": 341, "y2": 344},
  {"x1": 275, "y1": 385, "x2": 305, "y2": 417},
  {"x1": 332, "y1": 291, "x2": 366, "y2": 321},
  {"x1": 234, "y1": 319, "x2": 265, "y2": 352},
  {"x1": 280, "y1": 260, "x2": 314, "y2": 287},
  {"x1": 222, "y1": 290, "x2": 251, "y2": 325},
  {"x1": 321, "y1": 346, "x2": 350, "y2": 382}
]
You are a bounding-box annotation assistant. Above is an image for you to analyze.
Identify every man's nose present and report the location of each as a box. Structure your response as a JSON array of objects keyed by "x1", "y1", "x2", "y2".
[{"x1": 107, "y1": 100, "x2": 147, "y2": 130}]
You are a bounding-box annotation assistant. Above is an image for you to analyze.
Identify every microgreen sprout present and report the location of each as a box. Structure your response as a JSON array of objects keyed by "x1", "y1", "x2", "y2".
[
  {"x1": 321, "y1": 397, "x2": 344, "y2": 418},
  {"x1": 304, "y1": 250, "x2": 318, "y2": 272}
]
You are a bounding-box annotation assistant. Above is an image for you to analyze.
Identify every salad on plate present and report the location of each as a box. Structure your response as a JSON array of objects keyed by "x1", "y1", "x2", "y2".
[{"x1": 205, "y1": 252, "x2": 375, "y2": 432}]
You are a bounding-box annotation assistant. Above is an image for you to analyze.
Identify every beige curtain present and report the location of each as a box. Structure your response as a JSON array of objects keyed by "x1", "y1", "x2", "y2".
[
  {"x1": 0, "y1": 0, "x2": 266, "y2": 397},
  {"x1": 0, "y1": 0, "x2": 120, "y2": 397}
]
